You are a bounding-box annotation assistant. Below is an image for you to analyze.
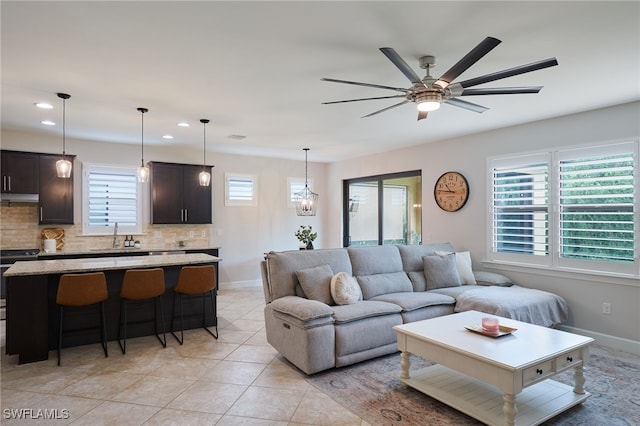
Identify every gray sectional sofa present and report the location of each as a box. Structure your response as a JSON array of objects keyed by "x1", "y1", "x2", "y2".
[{"x1": 260, "y1": 243, "x2": 568, "y2": 375}]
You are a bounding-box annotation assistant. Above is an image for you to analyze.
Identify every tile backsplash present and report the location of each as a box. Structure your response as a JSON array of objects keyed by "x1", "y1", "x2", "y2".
[{"x1": 0, "y1": 203, "x2": 212, "y2": 251}]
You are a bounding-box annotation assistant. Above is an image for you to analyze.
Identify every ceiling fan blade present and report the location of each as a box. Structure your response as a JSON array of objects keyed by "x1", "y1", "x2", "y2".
[
  {"x1": 321, "y1": 77, "x2": 409, "y2": 93},
  {"x1": 444, "y1": 98, "x2": 489, "y2": 113},
  {"x1": 379, "y1": 47, "x2": 424, "y2": 85},
  {"x1": 417, "y1": 110, "x2": 428, "y2": 121},
  {"x1": 322, "y1": 95, "x2": 407, "y2": 105},
  {"x1": 456, "y1": 58, "x2": 559, "y2": 88},
  {"x1": 460, "y1": 86, "x2": 543, "y2": 96},
  {"x1": 361, "y1": 100, "x2": 410, "y2": 118},
  {"x1": 434, "y1": 36, "x2": 501, "y2": 89}
]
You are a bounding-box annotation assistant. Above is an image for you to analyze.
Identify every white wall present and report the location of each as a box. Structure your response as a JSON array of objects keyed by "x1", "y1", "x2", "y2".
[
  {"x1": 326, "y1": 101, "x2": 640, "y2": 351},
  {"x1": 0, "y1": 129, "x2": 326, "y2": 288}
]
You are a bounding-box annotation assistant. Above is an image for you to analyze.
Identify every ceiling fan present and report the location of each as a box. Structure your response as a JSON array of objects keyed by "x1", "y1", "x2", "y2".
[{"x1": 321, "y1": 36, "x2": 558, "y2": 120}]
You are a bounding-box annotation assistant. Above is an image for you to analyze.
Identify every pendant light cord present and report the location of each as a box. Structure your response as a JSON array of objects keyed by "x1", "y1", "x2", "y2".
[
  {"x1": 304, "y1": 148, "x2": 309, "y2": 189},
  {"x1": 62, "y1": 98, "x2": 66, "y2": 157},
  {"x1": 140, "y1": 110, "x2": 144, "y2": 166}
]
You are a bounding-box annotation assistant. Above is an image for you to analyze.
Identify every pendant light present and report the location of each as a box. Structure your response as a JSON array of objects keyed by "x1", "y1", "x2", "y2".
[
  {"x1": 294, "y1": 148, "x2": 318, "y2": 216},
  {"x1": 136, "y1": 107, "x2": 149, "y2": 183},
  {"x1": 55, "y1": 93, "x2": 72, "y2": 178},
  {"x1": 198, "y1": 119, "x2": 211, "y2": 186}
]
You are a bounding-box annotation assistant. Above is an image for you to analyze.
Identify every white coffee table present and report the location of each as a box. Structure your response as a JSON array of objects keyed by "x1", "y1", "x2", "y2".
[{"x1": 393, "y1": 310, "x2": 594, "y2": 426}]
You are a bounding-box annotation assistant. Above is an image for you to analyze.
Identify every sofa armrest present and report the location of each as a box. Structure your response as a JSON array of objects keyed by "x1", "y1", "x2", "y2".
[
  {"x1": 472, "y1": 270, "x2": 514, "y2": 287},
  {"x1": 269, "y1": 296, "x2": 334, "y2": 322}
]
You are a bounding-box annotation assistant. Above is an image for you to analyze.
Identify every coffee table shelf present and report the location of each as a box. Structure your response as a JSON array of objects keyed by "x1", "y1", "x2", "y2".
[{"x1": 403, "y1": 364, "x2": 590, "y2": 426}]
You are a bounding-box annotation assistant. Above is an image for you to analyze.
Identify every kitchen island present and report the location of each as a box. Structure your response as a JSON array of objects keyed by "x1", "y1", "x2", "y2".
[{"x1": 4, "y1": 253, "x2": 220, "y2": 364}]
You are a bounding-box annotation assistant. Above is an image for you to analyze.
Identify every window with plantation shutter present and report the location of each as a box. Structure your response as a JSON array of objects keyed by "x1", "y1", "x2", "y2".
[
  {"x1": 225, "y1": 173, "x2": 257, "y2": 206},
  {"x1": 558, "y1": 145, "x2": 634, "y2": 263},
  {"x1": 489, "y1": 141, "x2": 638, "y2": 275},
  {"x1": 491, "y1": 154, "x2": 550, "y2": 262},
  {"x1": 82, "y1": 164, "x2": 143, "y2": 235}
]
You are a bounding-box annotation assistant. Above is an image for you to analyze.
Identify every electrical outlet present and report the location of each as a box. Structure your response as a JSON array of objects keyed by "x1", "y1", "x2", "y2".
[{"x1": 602, "y1": 302, "x2": 611, "y2": 315}]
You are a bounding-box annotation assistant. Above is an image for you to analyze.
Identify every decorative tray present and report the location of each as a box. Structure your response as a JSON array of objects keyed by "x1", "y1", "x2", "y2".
[{"x1": 465, "y1": 324, "x2": 517, "y2": 338}]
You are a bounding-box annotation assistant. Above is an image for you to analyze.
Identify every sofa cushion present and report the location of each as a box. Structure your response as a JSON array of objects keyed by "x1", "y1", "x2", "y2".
[
  {"x1": 397, "y1": 243, "x2": 456, "y2": 272},
  {"x1": 331, "y1": 300, "x2": 401, "y2": 324},
  {"x1": 434, "y1": 250, "x2": 476, "y2": 285},
  {"x1": 370, "y1": 291, "x2": 455, "y2": 312},
  {"x1": 347, "y1": 245, "x2": 403, "y2": 276},
  {"x1": 407, "y1": 271, "x2": 427, "y2": 292},
  {"x1": 474, "y1": 271, "x2": 514, "y2": 287},
  {"x1": 331, "y1": 272, "x2": 362, "y2": 305},
  {"x1": 423, "y1": 253, "x2": 462, "y2": 290},
  {"x1": 428, "y1": 285, "x2": 479, "y2": 299},
  {"x1": 357, "y1": 271, "x2": 413, "y2": 299},
  {"x1": 295, "y1": 264, "x2": 334, "y2": 305}
]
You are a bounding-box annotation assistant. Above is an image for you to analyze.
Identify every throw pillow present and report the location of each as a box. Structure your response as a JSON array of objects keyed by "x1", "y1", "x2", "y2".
[
  {"x1": 423, "y1": 253, "x2": 462, "y2": 290},
  {"x1": 434, "y1": 250, "x2": 477, "y2": 285},
  {"x1": 330, "y1": 272, "x2": 362, "y2": 305},
  {"x1": 295, "y1": 264, "x2": 334, "y2": 305}
]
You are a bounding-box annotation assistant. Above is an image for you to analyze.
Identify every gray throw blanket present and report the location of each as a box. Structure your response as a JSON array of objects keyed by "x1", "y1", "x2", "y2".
[{"x1": 454, "y1": 285, "x2": 568, "y2": 327}]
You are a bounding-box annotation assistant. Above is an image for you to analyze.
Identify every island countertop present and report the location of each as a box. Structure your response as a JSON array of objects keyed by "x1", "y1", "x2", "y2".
[{"x1": 4, "y1": 253, "x2": 221, "y2": 277}]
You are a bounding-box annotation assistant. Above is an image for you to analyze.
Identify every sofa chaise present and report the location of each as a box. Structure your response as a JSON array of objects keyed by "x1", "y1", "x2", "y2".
[{"x1": 260, "y1": 243, "x2": 568, "y2": 374}]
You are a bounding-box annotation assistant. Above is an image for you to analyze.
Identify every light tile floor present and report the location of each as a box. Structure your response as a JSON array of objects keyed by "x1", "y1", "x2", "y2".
[{"x1": 1, "y1": 286, "x2": 369, "y2": 425}]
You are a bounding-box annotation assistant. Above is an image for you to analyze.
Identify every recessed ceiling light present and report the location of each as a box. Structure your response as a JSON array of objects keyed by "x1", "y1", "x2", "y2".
[
  {"x1": 162, "y1": 134, "x2": 174, "y2": 139},
  {"x1": 227, "y1": 134, "x2": 247, "y2": 140},
  {"x1": 177, "y1": 122, "x2": 190, "y2": 127},
  {"x1": 35, "y1": 102, "x2": 53, "y2": 109},
  {"x1": 41, "y1": 120, "x2": 55, "y2": 126}
]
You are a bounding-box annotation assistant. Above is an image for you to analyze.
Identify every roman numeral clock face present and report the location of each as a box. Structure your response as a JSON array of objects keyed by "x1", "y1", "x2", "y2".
[{"x1": 434, "y1": 171, "x2": 469, "y2": 212}]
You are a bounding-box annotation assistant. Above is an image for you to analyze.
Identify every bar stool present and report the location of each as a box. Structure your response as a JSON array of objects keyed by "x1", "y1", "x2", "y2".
[
  {"x1": 56, "y1": 272, "x2": 108, "y2": 366},
  {"x1": 118, "y1": 268, "x2": 167, "y2": 354},
  {"x1": 171, "y1": 265, "x2": 218, "y2": 344}
]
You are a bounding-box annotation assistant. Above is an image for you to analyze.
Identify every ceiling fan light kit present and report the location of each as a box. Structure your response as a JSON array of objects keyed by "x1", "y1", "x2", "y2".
[{"x1": 322, "y1": 36, "x2": 558, "y2": 121}]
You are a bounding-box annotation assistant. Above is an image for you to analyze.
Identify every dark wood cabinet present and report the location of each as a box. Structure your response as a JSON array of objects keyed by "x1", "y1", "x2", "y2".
[
  {"x1": 151, "y1": 162, "x2": 212, "y2": 224},
  {"x1": 38, "y1": 154, "x2": 74, "y2": 224},
  {"x1": 1, "y1": 150, "x2": 40, "y2": 194}
]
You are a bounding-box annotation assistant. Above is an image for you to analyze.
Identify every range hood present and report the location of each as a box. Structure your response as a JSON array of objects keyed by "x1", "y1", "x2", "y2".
[{"x1": 0, "y1": 193, "x2": 39, "y2": 203}]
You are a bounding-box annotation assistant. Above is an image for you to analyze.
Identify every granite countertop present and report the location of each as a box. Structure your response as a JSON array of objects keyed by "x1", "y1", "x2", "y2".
[
  {"x1": 4, "y1": 253, "x2": 221, "y2": 277},
  {"x1": 37, "y1": 246, "x2": 221, "y2": 257}
]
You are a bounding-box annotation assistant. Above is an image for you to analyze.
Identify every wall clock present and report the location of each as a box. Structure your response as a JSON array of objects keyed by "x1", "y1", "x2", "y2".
[{"x1": 434, "y1": 171, "x2": 469, "y2": 212}]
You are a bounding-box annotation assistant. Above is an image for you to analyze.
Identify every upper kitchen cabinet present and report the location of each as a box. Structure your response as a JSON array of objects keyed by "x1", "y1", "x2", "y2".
[
  {"x1": 1, "y1": 150, "x2": 39, "y2": 194},
  {"x1": 38, "y1": 154, "x2": 74, "y2": 224},
  {"x1": 151, "y1": 162, "x2": 212, "y2": 224}
]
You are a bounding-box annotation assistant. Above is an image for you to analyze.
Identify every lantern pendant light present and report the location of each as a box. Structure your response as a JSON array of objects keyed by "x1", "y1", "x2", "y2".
[
  {"x1": 199, "y1": 119, "x2": 211, "y2": 186},
  {"x1": 294, "y1": 148, "x2": 318, "y2": 216},
  {"x1": 55, "y1": 93, "x2": 72, "y2": 178},
  {"x1": 136, "y1": 107, "x2": 149, "y2": 183}
]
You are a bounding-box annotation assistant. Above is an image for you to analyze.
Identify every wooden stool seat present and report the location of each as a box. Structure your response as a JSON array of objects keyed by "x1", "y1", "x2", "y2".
[{"x1": 56, "y1": 272, "x2": 108, "y2": 366}]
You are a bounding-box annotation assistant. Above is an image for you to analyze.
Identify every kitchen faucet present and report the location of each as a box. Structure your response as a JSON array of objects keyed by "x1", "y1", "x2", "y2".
[{"x1": 112, "y1": 222, "x2": 119, "y2": 248}]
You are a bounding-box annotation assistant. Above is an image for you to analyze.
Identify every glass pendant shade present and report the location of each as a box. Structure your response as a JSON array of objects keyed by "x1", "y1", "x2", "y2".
[
  {"x1": 136, "y1": 165, "x2": 149, "y2": 183},
  {"x1": 199, "y1": 170, "x2": 211, "y2": 186},
  {"x1": 199, "y1": 119, "x2": 211, "y2": 186},
  {"x1": 56, "y1": 158, "x2": 72, "y2": 178},
  {"x1": 294, "y1": 148, "x2": 318, "y2": 216},
  {"x1": 137, "y1": 107, "x2": 149, "y2": 183},
  {"x1": 56, "y1": 93, "x2": 72, "y2": 178}
]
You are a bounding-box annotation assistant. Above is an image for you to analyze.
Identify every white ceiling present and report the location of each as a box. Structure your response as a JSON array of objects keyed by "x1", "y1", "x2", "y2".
[{"x1": 2, "y1": 1, "x2": 639, "y2": 162}]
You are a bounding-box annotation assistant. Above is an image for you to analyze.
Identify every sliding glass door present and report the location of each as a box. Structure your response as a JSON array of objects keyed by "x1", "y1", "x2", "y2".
[{"x1": 343, "y1": 171, "x2": 421, "y2": 246}]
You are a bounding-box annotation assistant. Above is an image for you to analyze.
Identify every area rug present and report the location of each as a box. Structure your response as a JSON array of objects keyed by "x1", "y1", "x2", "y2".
[{"x1": 307, "y1": 351, "x2": 640, "y2": 426}]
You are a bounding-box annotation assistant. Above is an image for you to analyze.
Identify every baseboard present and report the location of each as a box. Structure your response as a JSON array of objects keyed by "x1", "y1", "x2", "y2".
[
  {"x1": 559, "y1": 325, "x2": 640, "y2": 355},
  {"x1": 219, "y1": 279, "x2": 262, "y2": 290}
]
